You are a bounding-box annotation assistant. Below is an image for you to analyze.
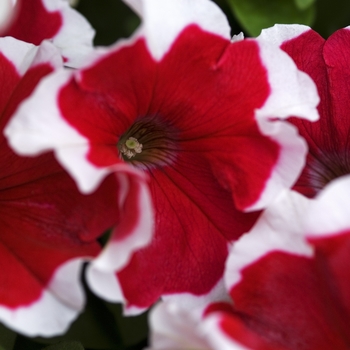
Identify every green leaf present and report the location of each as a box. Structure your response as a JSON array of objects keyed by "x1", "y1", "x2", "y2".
[
  {"x1": 0, "y1": 323, "x2": 17, "y2": 350},
  {"x1": 42, "y1": 341, "x2": 84, "y2": 350},
  {"x1": 226, "y1": 0, "x2": 315, "y2": 36},
  {"x1": 294, "y1": 0, "x2": 316, "y2": 10}
]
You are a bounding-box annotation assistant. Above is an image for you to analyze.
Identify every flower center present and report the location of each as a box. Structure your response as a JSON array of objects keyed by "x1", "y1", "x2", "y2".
[
  {"x1": 120, "y1": 137, "x2": 143, "y2": 159},
  {"x1": 117, "y1": 116, "x2": 178, "y2": 169}
]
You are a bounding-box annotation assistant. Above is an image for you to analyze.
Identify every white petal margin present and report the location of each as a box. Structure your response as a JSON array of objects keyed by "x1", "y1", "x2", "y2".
[
  {"x1": 148, "y1": 301, "x2": 250, "y2": 350},
  {"x1": 123, "y1": 0, "x2": 231, "y2": 61},
  {"x1": 203, "y1": 314, "x2": 251, "y2": 350},
  {"x1": 225, "y1": 190, "x2": 314, "y2": 291},
  {"x1": 304, "y1": 175, "x2": 350, "y2": 238},
  {"x1": 89, "y1": 173, "x2": 153, "y2": 272},
  {"x1": 245, "y1": 35, "x2": 320, "y2": 211},
  {"x1": 87, "y1": 173, "x2": 154, "y2": 308},
  {"x1": 41, "y1": 0, "x2": 95, "y2": 68},
  {"x1": 148, "y1": 301, "x2": 213, "y2": 350},
  {"x1": 163, "y1": 275, "x2": 231, "y2": 314},
  {"x1": 246, "y1": 121, "x2": 308, "y2": 211},
  {"x1": 255, "y1": 35, "x2": 319, "y2": 122},
  {"x1": 0, "y1": 37, "x2": 62, "y2": 76},
  {"x1": 0, "y1": 258, "x2": 86, "y2": 337},
  {"x1": 258, "y1": 24, "x2": 310, "y2": 49},
  {"x1": 0, "y1": 37, "x2": 37, "y2": 75},
  {"x1": 5, "y1": 69, "x2": 109, "y2": 194}
]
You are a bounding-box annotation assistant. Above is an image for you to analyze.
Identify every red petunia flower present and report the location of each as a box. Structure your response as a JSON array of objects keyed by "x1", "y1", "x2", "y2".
[
  {"x1": 259, "y1": 24, "x2": 350, "y2": 198},
  {"x1": 2, "y1": 0, "x2": 95, "y2": 67},
  {"x1": 0, "y1": 37, "x2": 150, "y2": 337},
  {"x1": 206, "y1": 176, "x2": 350, "y2": 350},
  {"x1": 150, "y1": 177, "x2": 350, "y2": 349},
  {"x1": 6, "y1": 0, "x2": 319, "y2": 312}
]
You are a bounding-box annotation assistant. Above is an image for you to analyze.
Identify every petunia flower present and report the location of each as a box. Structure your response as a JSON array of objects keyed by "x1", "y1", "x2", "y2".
[
  {"x1": 5, "y1": 0, "x2": 319, "y2": 313},
  {"x1": 258, "y1": 24, "x2": 350, "y2": 198},
  {"x1": 207, "y1": 175, "x2": 350, "y2": 350},
  {"x1": 0, "y1": 37, "x2": 150, "y2": 337},
  {"x1": 149, "y1": 176, "x2": 350, "y2": 349},
  {"x1": 3, "y1": 0, "x2": 95, "y2": 67}
]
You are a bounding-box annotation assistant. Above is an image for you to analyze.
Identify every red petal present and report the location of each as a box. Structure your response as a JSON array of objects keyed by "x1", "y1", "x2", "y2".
[
  {"x1": 117, "y1": 151, "x2": 259, "y2": 309},
  {"x1": 4, "y1": 0, "x2": 62, "y2": 46},
  {"x1": 229, "y1": 249, "x2": 350, "y2": 349}
]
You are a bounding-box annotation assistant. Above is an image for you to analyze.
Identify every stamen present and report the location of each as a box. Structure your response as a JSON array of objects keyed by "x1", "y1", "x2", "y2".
[{"x1": 120, "y1": 137, "x2": 143, "y2": 159}]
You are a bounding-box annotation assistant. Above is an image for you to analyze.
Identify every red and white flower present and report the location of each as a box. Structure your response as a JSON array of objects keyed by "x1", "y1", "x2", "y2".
[
  {"x1": 259, "y1": 24, "x2": 350, "y2": 197},
  {"x1": 3, "y1": 0, "x2": 95, "y2": 67},
  {"x1": 0, "y1": 37, "x2": 125, "y2": 336},
  {"x1": 206, "y1": 176, "x2": 350, "y2": 350},
  {"x1": 150, "y1": 176, "x2": 350, "y2": 349},
  {"x1": 5, "y1": 0, "x2": 319, "y2": 312}
]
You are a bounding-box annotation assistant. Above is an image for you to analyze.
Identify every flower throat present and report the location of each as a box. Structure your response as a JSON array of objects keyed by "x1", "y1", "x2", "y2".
[
  {"x1": 308, "y1": 150, "x2": 350, "y2": 192},
  {"x1": 117, "y1": 116, "x2": 178, "y2": 169}
]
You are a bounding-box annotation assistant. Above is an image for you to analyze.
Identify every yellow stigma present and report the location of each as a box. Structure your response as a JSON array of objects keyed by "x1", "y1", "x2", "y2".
[{"x1": 126, "y1": 138, "x2": 139, "y2": 150}]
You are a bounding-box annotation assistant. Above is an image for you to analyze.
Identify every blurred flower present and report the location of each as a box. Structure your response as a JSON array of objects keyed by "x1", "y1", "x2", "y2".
[
  {"x1": 3, "y1": 0, "x2": 95, "y2": 67},
  {"x1": 6, "y1": 0, "x2": 319, "y2": 312},
  {"x1": 0, "y1": 37, "x2": 120, "y2": 336},
  {"x1": 259, "y1": 24, "x2": 350, "y2": 197},
  {"x1": 0, "y1": 0, "x2": 14, "y2": 32},
  {"x1": 149, "y1": 176, "x2": 350, "y2": 349}
]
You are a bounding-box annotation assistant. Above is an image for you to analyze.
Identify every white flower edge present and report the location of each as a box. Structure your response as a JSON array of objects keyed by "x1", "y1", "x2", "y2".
[
  {"x1": 147, "y1": 301, "x2": 212, "y2": 350},
  {"x1": 225, "y1": 190, "x2": 314, "y2": 291},
  {"x1": 246, "y1": 120, "x2": 307, "y2": 211},
  {"x1": 5, "y1": 68, "x2": 108, "y2": 194},
  {"x1": 255, "y1": 29, "x2": 319, "y2": 122},
  {"x1": 162, "y1": 274, "x2": 230, "y2": 315},
  {"x1": 244, "y1": 34, "x2": 320, "y2": 211},
  {"x1": 122, "y1": 0, "x2": 231, "y2": 61},
  {"x1": 0, "y1": 258, "x2": 86, "y2": 337},
  {"x1": 0, "y1": 37, "x2": 62, "y2": 76},
  {"x1": 203, "y1": 314, "x2": 252, "y2": 350},
  {"x1": 148, "y1": 301, "x2": 251, "y2": 350},
  {"x1": 258, "y1": 24, "x2": 311, "y2": 48},
  {"x1": 90, "y1": 172, "x2": 154, "y2": 272},
  {"x1": 304, "y1": 175, "x2": 350, "y2": 237},
  {"x1": 42, "y1": 0, "x2": 95, "y2": 68}
]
